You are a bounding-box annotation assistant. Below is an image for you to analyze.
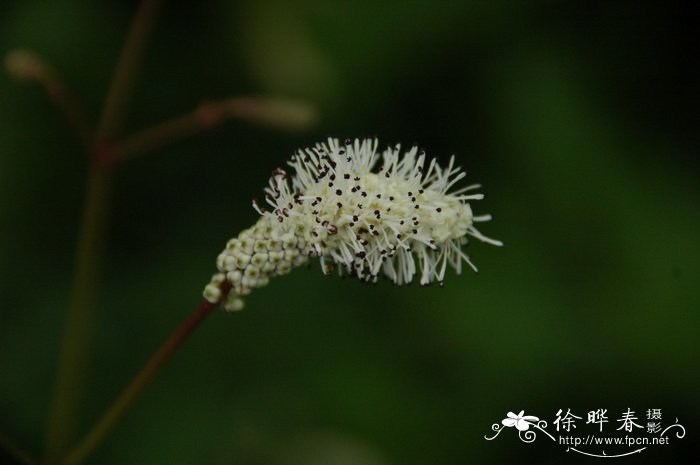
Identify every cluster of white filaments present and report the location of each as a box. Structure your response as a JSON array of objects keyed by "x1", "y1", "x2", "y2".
[{"x1": 204, "y1": 138, "x2": 502, "y2": 311}]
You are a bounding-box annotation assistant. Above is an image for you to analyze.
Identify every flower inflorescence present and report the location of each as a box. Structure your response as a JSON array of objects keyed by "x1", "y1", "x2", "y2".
[{"x1": 204, "y1": 138, "x2": 501, "y2": 311}]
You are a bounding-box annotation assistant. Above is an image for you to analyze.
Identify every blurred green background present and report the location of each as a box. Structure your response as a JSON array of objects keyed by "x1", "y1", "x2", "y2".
[{"x1": 1, "y1": 1, "x2": 698, "y2": 464}]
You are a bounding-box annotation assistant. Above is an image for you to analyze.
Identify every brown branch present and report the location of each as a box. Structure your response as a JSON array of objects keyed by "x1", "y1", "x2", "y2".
[
  {"x1": 96, "y1": 0, "x2": 167, "y2": 142},
  {"x1": 113, "y1": 96, "x2": 318, "y2": 162},
  {"x1": 46, "y1": 0, "x2": 167, "y2": 459},
  {"x1": 61, "y1": 281, "x2": 231, "y2": 465},
  {"x1": 4, "y1": 49, "x2": 93, "y2": 148}
]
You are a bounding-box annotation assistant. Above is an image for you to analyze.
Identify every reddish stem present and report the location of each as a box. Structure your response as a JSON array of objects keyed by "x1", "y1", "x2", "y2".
[{"x1": 62, "y1": 281, "x2": 231, "y2": 465}]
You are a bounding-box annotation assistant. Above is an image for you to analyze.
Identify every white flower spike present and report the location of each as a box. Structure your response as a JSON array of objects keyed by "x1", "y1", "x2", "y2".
[{"x1": 204, "y1": 138, "x2": 502, "y2": 311}]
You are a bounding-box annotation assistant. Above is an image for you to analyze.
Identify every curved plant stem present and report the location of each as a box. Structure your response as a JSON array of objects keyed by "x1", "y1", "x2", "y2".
[
  {"x1": 46, "y1": 0, "x2": 166, "y2": 459},
  {"x1": 4, "y1": 49, "x2": 93, "y2": 148},
  {"x1": 45, "y1": 164, "x2": 112, "y2": 460},
  {"x1": 62, "y1": 283, "x2": 231, "y2": 465},
  {"x1": 113, "y1": 96, "x2": 318, "y2": 162},
  {"x1": 96, "y1": 0, "x2": 167, "y2": 141}
]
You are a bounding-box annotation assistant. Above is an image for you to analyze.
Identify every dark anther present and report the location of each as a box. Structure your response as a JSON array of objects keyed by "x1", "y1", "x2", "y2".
[{"x1": 272, "y1": 168, "x2": 288, "y2": 179}]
